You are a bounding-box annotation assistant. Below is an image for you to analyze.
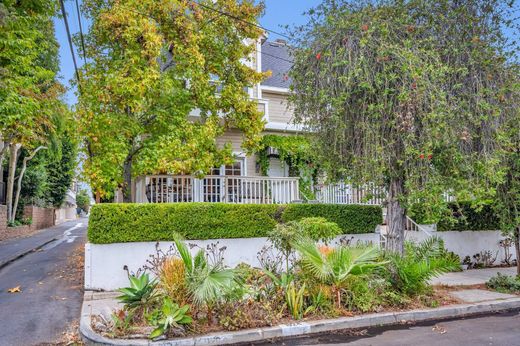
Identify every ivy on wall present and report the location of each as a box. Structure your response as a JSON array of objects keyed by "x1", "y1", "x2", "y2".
[{"x1": 256, "y1": 135, "x2": 319, "y2": 199}]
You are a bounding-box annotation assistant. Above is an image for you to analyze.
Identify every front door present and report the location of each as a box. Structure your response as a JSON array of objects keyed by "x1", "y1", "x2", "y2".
[{"x1": 202, "y1": 159, "x2": 244, "y2": 202}]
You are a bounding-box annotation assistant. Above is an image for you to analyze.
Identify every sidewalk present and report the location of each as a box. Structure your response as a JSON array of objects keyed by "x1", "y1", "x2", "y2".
[
  {"x1": 0, "y1": 218, "x2": 85, "y2": 269},
  {"x1": 432, "y1": 267, "x2": 517, "y2": 286}
]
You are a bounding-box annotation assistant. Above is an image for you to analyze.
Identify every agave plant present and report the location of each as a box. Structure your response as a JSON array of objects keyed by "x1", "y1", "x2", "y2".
[
  {"x1": 389, "y1": 236, "x2": 460, "y2": 295},
  {"x1": 117, "y1": 273, "x2": 157, "y2": 310},
  {"x1": 149, "y1": 298, "x2": 192, "y2": 339},
  {"x1": 292, "y1": 238, "x2": 385, "y2": 307},
  {"x1": 173, "y1": 237, "x2": 236, "y2": 308}
]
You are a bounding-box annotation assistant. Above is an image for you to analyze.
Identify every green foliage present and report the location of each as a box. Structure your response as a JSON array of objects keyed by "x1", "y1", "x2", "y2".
[
  {"x1": 298, "y1": 217, "x2": 342, "y2": 243},
  {"x1": 78, "y1": 0, "x2": 267, "y2": 201},
  {"x1": 117, "y1": 273, "x2": 157, "y2": 310},
  {"x1": 289, "y1": 0, "x2": 519, "y2": 252},
  {"x1": 411, "y1": 201, "x2": 500, "y2": 231},
  {"x1": 285, "y1": 282, "x2": 307, "y2": 320},
  {"x1": 388, "y1": 237, "x2": 460, "y2": 295},
  {"x1": 149, "y1": 298, "x2": 192, "y2": 339},
  {"x1": 256, "y1": 135, "x2": 318, "y2": 199},
  {"x1": 486, "y1": 273, "x2": 520, "y2": 293},
  {"x1": 45, "y1": 135, "x2": 77, "y2": 208},
  {"x1": 76, "y1": 189, "x2": 91, "y2": 213},
  {"x1": 88, "y1": 203, "x2": 383, "y2": 244},
  {"x1": 88, "y1": 203, "x2": 280, "y2": 243},
  {"x1": 282, "y1": 204, "x2": 382, "y2": 234},
  {"x1": 173, "y1": 237, "x2": 236, "y2": 307}
]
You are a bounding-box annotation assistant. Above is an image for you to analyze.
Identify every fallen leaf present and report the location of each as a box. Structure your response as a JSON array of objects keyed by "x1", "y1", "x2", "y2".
[{"x1": 7, "y1": 286, "x2": 21, "y2": 293}]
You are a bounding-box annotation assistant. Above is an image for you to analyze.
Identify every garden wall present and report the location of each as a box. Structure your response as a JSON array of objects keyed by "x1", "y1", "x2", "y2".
[
  {"x1": 0, "y1": 205, "x2": 55, "y2": 242},
  {"x1": 405, "y1": 230, "x2": 516, "y2": 265},
  {"x1": 86, "y1": 230, "x2": 517, "y2": 291},
  {"x1": 85, "y1": 233, "x2": 379, "y2": 290}
]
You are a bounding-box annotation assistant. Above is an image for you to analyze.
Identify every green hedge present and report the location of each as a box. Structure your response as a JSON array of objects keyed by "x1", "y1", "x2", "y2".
[
  {"x1": 88, "y1": 203, "x2": 383, "y2": 244},
  {"x1": 437, "y1": 202, "x2": 500, "y2": 231},
  {"x1": 282, "y1": 204, "x2": 383, "y2": 234},
  {"x1": 412, "y1": 201, "x2": 500, "y2": 231}
]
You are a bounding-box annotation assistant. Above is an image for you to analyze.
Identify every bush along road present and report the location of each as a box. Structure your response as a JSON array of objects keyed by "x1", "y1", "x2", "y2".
[{"x1": 0, "y1": 219, "x2": 87, "y2": 345}]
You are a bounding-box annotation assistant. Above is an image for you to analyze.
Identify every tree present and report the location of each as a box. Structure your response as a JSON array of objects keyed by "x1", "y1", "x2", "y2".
[
  {"x1": 76, "y1": 189, "x2": 91, "y2": 213},
  {"x1": 0, "y1": 0, "x2": 65, "y2": 222},
  {"x1": 45, "y1": 134, "x2": 77, "y2": 207},
  {"x1": 289, "y1": 0, "x2": 518, "y2": 253},
  {"x1": 78, "y1": 0, "x2": 267, "y2": 202}
]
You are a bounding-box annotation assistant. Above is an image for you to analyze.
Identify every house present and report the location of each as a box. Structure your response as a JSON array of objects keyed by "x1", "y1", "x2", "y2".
[{"x1": 131, "y1": 38, "x2": 382, "y2": 206}]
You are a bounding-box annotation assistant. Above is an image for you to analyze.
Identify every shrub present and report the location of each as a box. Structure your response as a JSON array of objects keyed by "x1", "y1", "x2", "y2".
[
  {"x1": 411, "y1": 201, "x2": 500, "y2": 231},
  {"x1": 486, "y1": 273, "x2": 520, "y2": 293},
  {"x1": 388, "y1": 237, "x2": 460, "y2": 296},
  {"x1": 282, "y1": 204, "x2": 382, "y2": 234},
  {"x1": 298, "y1": 217, "x2": 342, "y2": 243},
  {"x1": 88, "y1": 203, "x2": 383, "y2": 243},
  {"x1": 88, "y1": 203, "x2": 280, "y2": 243}
]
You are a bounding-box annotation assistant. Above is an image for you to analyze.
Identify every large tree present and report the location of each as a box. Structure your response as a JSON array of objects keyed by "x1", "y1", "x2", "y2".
[
  {"x1": 78, "y1": 0, "x2": 267, "y2": 202},
  {"x1": 290, "y1": 0, "x2": 518, "y2": 253},
  {"x1": 0, "y1": 0, "x2": 65, "y2": 221}
]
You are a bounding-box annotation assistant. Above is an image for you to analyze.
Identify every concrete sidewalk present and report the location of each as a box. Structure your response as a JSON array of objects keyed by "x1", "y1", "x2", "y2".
[
  {"x1": 0, "y1": 218, "x2": 86, "y2": 269},
  {"x1": 432, "y1": 267, "x2": 517, "y2": 286}
]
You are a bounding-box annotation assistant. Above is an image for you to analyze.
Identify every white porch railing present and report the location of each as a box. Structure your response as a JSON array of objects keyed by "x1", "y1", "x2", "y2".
[
  {"x1": 135, "y1": 175, "x2": 299, "y2": 204},
  {"x1": 314, "y1": 182, "x2": 386, "y2": 205}
]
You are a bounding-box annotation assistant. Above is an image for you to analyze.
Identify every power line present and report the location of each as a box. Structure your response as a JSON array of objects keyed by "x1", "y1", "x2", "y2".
[
  {"x1": 59, "y1": 0, "x2": 81, "y2": 90},
  {"x1": 189, "y1": 0, "x2": 292, "y2": 41},
  {"x1": 75, "y1": 0, "x2": 88, "y2": 66}
]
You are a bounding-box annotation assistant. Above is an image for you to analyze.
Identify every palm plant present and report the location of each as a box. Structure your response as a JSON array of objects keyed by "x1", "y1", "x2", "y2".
[
  {"x1": 292, "y1": 239, "x2": 385, "y2": 307},
  {"x1": 389, "y1": 236, "x2": 460, "y2": 295},
  {"x1": 173, "y1": 237, "x2": 236, "y2": 308}
]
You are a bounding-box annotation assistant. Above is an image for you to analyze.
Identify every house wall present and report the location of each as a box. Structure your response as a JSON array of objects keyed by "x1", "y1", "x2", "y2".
[{"x1": 262, "y1": 91, "x2": 293, "y2": 125}]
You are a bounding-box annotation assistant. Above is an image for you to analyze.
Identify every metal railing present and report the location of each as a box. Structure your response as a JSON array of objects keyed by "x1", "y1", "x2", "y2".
[
  {"x1": 314, "y1": 182, "x2": 386, "y2": 205},
  {"x1": 135, "y1": 175, "x2": 300, "y2": 204}
]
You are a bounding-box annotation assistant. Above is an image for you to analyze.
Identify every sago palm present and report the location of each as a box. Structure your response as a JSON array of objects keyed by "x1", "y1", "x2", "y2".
[{"x1": 292, "y1": 239, "x2": 385, "y2": 307}]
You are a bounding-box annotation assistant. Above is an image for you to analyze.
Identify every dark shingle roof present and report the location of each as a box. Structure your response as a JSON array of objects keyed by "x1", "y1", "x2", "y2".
[{"x1": 261, "y1": 40, "x2": 292, "y2": 89}]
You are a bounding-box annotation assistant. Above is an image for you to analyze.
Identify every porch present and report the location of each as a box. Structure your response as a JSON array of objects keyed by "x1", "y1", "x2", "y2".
[
  {"x1": 134, "y1": 175, "x2": 384, "y2": 205},
  {"x1": 135, "y1": 175, "x2": 300, "y2": 204}
]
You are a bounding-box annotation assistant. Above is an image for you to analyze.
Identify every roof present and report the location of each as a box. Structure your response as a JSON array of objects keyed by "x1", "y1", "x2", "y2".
[{"x1": 261, "y1": 40, "x2": 292, "y2": 89}]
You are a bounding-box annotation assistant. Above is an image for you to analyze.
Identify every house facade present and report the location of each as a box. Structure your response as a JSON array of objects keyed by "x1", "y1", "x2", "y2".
[{"x1": 133, "y1": 38, "x2": 310, "y2": 204}]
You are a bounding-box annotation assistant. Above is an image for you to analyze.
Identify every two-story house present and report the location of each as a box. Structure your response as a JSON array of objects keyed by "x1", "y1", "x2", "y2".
[{"x1": 133, "y1": 38, "x2": 306, "y2": 204}]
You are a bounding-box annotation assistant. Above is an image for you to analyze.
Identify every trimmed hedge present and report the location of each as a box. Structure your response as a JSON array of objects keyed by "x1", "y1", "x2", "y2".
[
  {"x1": 88, "y1": 203, "x2": 383, "y2": 244},
  {"x1": 437, "y1": 202, "x2": 500, "y2": 231},
  {"x1": 282, "y1": 204, "x2": 383, "y2": 234},
  {"x1": 412, "y1": 201, "x2": 500, "y2": 231}
]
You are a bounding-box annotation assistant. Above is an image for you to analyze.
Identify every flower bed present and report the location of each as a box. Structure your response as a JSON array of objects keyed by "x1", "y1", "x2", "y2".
[{"x1": 91, "y1": 219, "x2": 462, "y2": 341}]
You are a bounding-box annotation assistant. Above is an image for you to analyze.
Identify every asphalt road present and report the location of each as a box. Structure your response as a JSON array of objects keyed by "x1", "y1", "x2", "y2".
[
  {"x1": 249, "y1": 309, "x2": 520, "y2": 346},
  {"x1": 0, "y1": 219, "x2": 87, "y2": 346}
]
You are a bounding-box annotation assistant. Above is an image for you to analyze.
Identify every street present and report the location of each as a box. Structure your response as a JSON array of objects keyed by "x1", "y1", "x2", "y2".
[
  {"x1": 0, "y1": 219, "x2": 87, "y2": 346},
  {"x1": 248, "y1": 310, "x2": 520, "y2": 346}
]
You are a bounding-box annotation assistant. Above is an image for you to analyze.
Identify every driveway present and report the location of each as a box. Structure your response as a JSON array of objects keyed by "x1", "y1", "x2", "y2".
[{"x1": 0, "y1": 219, "x2": 87, "y2": 345}]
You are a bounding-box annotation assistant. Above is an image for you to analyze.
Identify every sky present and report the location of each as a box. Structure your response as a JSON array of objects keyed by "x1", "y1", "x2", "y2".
[{"x1": 53, "y1": 0, "x2": 321, "y2": 105}]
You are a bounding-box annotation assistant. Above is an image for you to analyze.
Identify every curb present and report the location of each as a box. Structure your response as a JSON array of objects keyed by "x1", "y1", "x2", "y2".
[
  {"x1": 80, "y1": 293, "x2": 520, "y2": 346},
  {"x1": 0, "y1": 237, "x2": 57, "y2": 270}
]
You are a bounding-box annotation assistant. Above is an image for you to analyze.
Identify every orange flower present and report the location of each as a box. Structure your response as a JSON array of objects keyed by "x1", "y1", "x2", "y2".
[
  {"x1": 316, "y1": 52, "x2": 322, "y2": 60},
  {"x1": 318, "y1": 245, "x2": 333, "y2": 256}
]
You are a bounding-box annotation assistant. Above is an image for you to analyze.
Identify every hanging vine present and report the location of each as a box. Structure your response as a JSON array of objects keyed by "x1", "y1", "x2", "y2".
[{"x1": 256, "y1": 135, "x2": 319, "y2": 199}]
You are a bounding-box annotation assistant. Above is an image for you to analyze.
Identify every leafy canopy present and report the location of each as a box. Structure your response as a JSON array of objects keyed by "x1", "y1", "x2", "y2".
[{"x1": 78, "y1": 0, "x2": 268, "y2": 198}]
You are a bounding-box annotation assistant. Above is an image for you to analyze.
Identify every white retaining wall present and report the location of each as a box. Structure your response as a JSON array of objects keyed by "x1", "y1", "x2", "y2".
[
  {"x1": 84, "y1": 233, "x2": 379, "y2": 291},
  {"x1": 85, "y1": 231, "x2": 515, "y2": 291},
  {"x1": 406, "y1": 230, "x2": 515, "y2": 264}
]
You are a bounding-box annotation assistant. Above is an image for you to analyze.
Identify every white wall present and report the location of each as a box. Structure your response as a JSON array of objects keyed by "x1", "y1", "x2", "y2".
[
  {"x1": 85, "y1": 233, "x2": 379, "y2": 291},
  {"x1": 406, "y1": 230, "x2": 515, "y2": 264}
]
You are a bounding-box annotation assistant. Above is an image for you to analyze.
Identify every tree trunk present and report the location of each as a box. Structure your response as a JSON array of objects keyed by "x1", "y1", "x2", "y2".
[
  {"x1": 95, "y1": 190, "x2": 101, "y2": 204},
  {"x1": 12, "y1": 146, "x2": 46, "y2": 223},
  {"x1": 515, "y1": 226, "x2": 520, "y2": 277},
  {"x1": 386, "y1": 177, "x2": 406, "y2": 254},
  {"x1": 0, "y1": 141, "x2": 5, "y2": 183},
  {"x1": 122, "y1": 155, "x2": 133, "y2": 203},
  {"x1": 6, "y1": 144, "x2": 19, "y2": 222}
]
